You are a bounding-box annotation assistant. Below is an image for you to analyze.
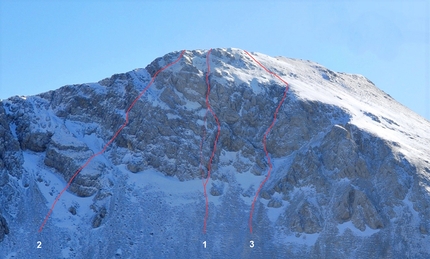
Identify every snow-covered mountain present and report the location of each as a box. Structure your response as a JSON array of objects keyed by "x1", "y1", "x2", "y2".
[{"x1": 1, "y1": 48, "x2": 429, "y2": 258}]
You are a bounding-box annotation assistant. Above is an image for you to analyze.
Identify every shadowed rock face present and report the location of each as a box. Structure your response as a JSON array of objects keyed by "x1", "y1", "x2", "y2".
[
  {"x1": 334, "y1": 186, "x2": 384, "y2": 230},
  {"x1": 290, "y1": 200, "x2": 323, "y2": 234},
  {"x1": 0, "y1": 214, "x2": 9, "y2": 242},
  {"x1": 0, "y1": 48, "x2": 429, "y2": 258}
]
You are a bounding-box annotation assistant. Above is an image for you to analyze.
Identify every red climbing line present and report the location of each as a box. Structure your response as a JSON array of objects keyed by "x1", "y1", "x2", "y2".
[
  {"x1": 38, "y1": 50, "x2": 186, "y2": 233},
  {"x1": 200, "y1": 109, "x2": 209, "y2": 234},
  {"x1": 244, "y1": 50, "x2": 290, "y2": 234},
  {"x1": 200, "y1": 109, "x2": 208, "y2": 191},
  {"x1": 199, "y1": 110, "x2": 208, "y2": 180},
  {"x1": 202, "y1": 49, "x2": 221, "y2": 233}
]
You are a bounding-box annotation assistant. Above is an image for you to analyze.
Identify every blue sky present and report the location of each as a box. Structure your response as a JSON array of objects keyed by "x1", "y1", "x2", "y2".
[{"x1": 1, "y1": 0, "x2": 429, "y2": 120}]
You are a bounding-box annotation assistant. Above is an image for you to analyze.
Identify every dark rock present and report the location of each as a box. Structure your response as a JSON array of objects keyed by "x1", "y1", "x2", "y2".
[
  {"x1": 290, "y1": 201, "x2": 323, "y2": 234},
  {"x1": 0, "y1": 214, "x2": 9, "y2": 242},
  {"x1": 20, "y1": 131, "x2": 52, "y2": 152},
  {"x1": 92, "y1": 207, "x2": 107, "y2": 228},
  {"x1": 68, "y1": 206, "x2": 77, "y2": 215},
  {"x1": 267, "y1": 198, "x2": 282, "y2": 208}
]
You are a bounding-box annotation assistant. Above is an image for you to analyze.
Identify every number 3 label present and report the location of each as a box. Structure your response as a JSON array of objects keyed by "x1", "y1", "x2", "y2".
[{"x1": 250, "y1": 240, "x2": 254, "y2": 248}]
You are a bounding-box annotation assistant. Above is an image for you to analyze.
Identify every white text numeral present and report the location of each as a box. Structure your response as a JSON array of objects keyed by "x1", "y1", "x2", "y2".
[
  {"x1": 37, "y1": 241, "x2": 42, "y2": 249},
  {"x1": 250, "y1": 240, "x2": 254, "y2": 248},
  {"x1": 203, "y1": 241, "x2": 207, "y2": 248}
]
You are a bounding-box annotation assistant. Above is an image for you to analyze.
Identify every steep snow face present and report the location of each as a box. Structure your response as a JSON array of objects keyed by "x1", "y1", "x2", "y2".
[
  {"x1": 0, "y1": 48, "x2": 430, "y2": 258},
  {"x1": 214, "y1": 48, "x2": 430, "y2": 163}
]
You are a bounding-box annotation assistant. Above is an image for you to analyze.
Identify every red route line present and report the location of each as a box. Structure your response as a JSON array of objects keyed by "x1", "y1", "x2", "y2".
[
  {"x1": 244, "y1": 50, "x2": 290, "y2": 234},
  {"x1": 199, "y1": 111, "x2": 207, "y2": 181},
  {"x1": 38, "y1": 50, "x2": 186, "y2": 233},
  {"x1": 199, "y1": 109, "x2": 208, "y2": 232},
  {"x1": 199, "y1": 109, "x2": 208, "y2": 193},
  {"x1": 201, "y1": 49, "x2": 221, "y2": 234}
]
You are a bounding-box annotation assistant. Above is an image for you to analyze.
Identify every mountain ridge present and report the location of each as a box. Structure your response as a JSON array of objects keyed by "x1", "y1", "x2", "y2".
[{"x1": 0, "y1": 48, "x2": 429, "y2": 258}]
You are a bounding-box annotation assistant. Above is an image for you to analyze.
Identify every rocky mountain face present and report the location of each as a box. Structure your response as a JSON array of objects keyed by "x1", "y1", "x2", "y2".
[{"x1": 0, "y1": 48, "x2": 429, "y2": 258}]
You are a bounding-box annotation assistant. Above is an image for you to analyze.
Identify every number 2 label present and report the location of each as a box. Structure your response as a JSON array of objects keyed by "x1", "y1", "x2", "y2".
[{"x1": 37, "y1": 241, "x2": 42, "y2": 249}]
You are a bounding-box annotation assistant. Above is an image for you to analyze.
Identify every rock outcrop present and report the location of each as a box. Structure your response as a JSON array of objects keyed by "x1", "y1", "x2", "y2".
[{"x1": 0, "y1": 213, "x2": 9, "y2": 242}]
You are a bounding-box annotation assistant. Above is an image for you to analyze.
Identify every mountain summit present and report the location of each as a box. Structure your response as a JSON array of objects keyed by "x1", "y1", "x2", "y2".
[{"x1": 1, "y1": 48, "x2": 429, "y2": 258}]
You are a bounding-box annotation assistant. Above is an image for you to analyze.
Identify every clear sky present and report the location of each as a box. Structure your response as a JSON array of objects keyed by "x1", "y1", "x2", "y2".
[{"x1": 1, "y1": 0, "x2": 429, "y2": 120}]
